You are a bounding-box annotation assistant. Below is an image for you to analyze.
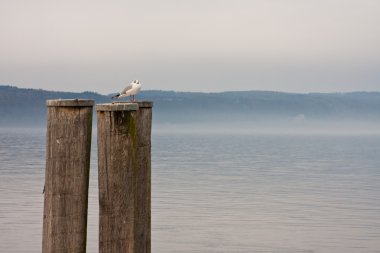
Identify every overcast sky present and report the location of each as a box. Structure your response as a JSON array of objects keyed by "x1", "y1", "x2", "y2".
[{"x1": 1, "y1": 0, "x2": 379, "y2": 94}]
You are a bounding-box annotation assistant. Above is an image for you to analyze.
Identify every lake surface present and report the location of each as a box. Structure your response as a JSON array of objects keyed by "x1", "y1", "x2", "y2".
[{"x1": 0, "y1": 128, "x2": 379, "y2": 253}]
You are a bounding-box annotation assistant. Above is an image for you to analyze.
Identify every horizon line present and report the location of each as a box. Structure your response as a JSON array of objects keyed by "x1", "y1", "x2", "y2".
[{"x1": 1, "y1": 84, "x2": 380, "y2": 96}]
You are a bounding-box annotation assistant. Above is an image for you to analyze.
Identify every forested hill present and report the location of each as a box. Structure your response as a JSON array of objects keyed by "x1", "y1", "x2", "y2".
[
  {"x1": 0, "y1": 85, "x2": 379, "y2": 127},
  {"x1": 0, "y1": 85, "x2": 107, "y2": 126}
]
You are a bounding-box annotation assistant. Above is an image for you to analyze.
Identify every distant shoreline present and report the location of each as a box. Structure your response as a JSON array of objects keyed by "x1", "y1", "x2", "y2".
[{"x1": 1, "y1": 85, "x2": 379, "y2": 130}]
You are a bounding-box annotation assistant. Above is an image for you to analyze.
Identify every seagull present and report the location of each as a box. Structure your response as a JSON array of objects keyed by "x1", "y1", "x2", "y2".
[{"x1": 112, "y1": 80, "x2": 142, "y2": 101}]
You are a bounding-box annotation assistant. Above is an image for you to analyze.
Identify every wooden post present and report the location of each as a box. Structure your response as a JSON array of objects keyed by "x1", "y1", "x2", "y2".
[
  {"x1": 96, "y1": 101, "x2": 153, "y2": 253},
  {"x1": 43, "y1": 99, "x2": 94, "y2": 253},
  {"x1": 134, "y1": 102, "x2": 153, "y2": 253}
]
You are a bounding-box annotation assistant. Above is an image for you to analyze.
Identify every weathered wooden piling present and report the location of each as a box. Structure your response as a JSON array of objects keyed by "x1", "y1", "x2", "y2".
[
  {"x1": 134, "y1": 102, "x2": 153, "y2": 253},
  {"x1": 43, "y1": 99, "x2": 94, "y2": 253},
  {"x1": 97, "y1": 101, "x2": 153, "y2": 253}
]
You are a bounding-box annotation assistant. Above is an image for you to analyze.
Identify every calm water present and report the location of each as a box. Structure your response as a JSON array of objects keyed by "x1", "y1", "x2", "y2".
[{"x1": 0, "y1": 128, "x2": 379, "y2": 253}]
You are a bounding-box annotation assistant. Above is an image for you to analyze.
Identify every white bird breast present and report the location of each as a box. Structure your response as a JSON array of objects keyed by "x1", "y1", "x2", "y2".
[{"x1": 120, "y1": 83, "x2": 141, "y2": 97}]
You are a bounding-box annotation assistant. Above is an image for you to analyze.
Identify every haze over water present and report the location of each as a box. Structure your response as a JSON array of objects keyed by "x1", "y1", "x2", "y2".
[{"x1": 0, "y1": 127, "x2": 379, "y2": 252}]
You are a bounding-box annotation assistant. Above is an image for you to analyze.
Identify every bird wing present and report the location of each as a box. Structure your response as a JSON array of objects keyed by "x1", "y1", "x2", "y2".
[{"x1": 120, "y1": 83, "x2": 133, "y2": 94}]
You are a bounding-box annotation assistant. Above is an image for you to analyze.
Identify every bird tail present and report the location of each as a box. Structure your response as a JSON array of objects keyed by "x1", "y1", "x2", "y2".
[{"x1": 112, "y1": 93, "x2": 120, "y2": 99}]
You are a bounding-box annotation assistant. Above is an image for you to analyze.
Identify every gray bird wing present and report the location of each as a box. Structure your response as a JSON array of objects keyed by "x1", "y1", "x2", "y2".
[{"x1": 120, "y1": 83, "x2": 133, "y2": 94}]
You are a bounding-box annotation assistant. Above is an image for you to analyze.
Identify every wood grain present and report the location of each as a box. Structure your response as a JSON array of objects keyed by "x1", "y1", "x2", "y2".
[
  {"x1": 42, "y1": 100, "x2": 94, "y2": 253},
  {"x1": 97, "y1": 102, "x2": 152, "y2": 253}
]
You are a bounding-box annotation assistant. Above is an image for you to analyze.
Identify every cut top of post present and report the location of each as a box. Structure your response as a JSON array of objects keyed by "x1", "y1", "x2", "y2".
[
  {"x1": 96, "y1": 101, "x2": 153, "y2": 111},
  {"x1": 136, "y1": 101, "x2": 153, "y2": 108},
  {"x1": 46, "y1": 99, "x2": 95, "y2": 107}
]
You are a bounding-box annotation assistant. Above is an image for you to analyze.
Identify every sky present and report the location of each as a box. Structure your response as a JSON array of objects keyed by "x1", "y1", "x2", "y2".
[{"x1": 0, "y1": 0, "x2": 379, "y2": 94}]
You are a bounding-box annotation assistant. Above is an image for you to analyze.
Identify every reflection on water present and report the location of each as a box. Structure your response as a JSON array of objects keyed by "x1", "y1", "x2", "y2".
[{"x1": 0, "y1": 128, "x2": 379, "y2": 252}]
